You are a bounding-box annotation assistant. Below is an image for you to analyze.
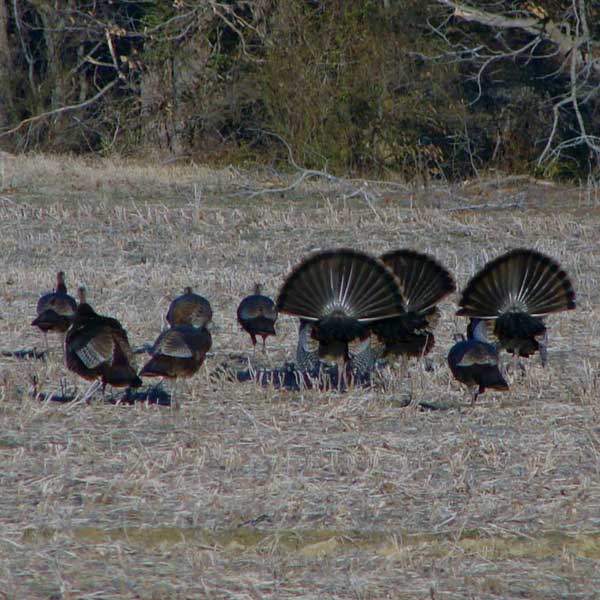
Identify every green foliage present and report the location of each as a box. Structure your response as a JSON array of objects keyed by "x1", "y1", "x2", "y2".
[{"x1": 253, "y1": 0, "x2": 457, "y2": 177}]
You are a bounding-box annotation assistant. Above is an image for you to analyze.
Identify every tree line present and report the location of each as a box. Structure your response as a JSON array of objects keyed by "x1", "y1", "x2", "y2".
[{"x1": 0, "y1": 0, "x2": 598, "y2": 181}]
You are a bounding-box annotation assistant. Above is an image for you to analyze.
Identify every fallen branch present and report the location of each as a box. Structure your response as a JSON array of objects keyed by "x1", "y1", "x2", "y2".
[
  {"x1": 444, "y1": 198, "x2": 525, "y2": 212},
  {"x1": 1, "y1": 348, "x2": 46, "y2": 360},
  {"x1": 341, "y1": 185, "x2": 383, "y2": 223},
  {"x1": 462, "y1": 175, "x2": 557, "y2": 189},
  {"x1": 236, "y1": 130, "x2": 393, "y2": 221},
  {"x1": 236, "y1": 129, "x2": 340, "y2": 198}
]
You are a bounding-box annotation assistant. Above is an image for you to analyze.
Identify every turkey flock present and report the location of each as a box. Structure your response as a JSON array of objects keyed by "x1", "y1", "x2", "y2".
[{"x1": 31, "y1": 247, "x2": 576, "y2": 406}]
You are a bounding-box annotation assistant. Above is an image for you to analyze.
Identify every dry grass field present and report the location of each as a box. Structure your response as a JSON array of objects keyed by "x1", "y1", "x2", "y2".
[{"x1": 0, "y1": 155, "x2": 599, "y2": 599}]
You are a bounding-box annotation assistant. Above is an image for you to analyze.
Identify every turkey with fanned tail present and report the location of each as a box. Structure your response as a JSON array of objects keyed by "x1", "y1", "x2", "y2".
[
  {"x1": 370, "y1": 249, "x2": 456, "y2": 365},
  {"x1": 277, "y1": 248, "x2": 406, "y2": 381},
  {"x1": 456, "y1": 248, "x2": 575, "y2": 366}
]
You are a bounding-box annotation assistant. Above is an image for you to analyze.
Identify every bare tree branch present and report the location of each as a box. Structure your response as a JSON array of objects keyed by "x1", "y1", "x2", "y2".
[
  {"x1": 435, "y1": 0, "x2": 600, "y2": 169},
  {"x1": 437, "y1": 0, "x2": 542, "y2": 35},
  {"x1": 0, "y1": 79, "x2": 118, "y2": 139},
  {"x1": 567, "y1": 33, "x2": 600, "y2": 160},
  {"x1": 436, "y1": 0, "x2": 600, "y2": 76},
  {"x1": 537, "y1": 95, "x2": 573, "y2": 165}
]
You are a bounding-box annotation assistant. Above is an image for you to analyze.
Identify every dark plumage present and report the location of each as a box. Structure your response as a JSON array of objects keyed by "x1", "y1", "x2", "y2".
[
  {"x1": 295, "y1": 318, "x2": 376, "y2": 381},
  {"x1": 65, "y1": 287, "x2": 142, "y2": 393},
  {"x1": 448, "y1": 319, "x2": 509, "y2": 403},
  {"x1": 166, "y1": 287, "x2": 213, "y2": 328},
  {"x1": 371, "y1": 249, "x2": 456, "y2": 361},
  {"x1": 457, "y1": 249, "x2": 575, "y2": 364},
  {"x1": 31, "y1": 271, "x2": 77, "y2": 341},
  {"x1": 277, "y1": 249, "x2": 406, "y2": 377},
  {"x1": 140, "y1": 324, "x2": 212, "y2": 408},
  {"x1": 237, "y1": 284, "x2": 277, "y2": 351},
  {"x1": 370, "y1": 311, "x2": 436, "y2": 358},
  {"x1": 295, "y1": 319, "x2": 320, "y2": 373}
]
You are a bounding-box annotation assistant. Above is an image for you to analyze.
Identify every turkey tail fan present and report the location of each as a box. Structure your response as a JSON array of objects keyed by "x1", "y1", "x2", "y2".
[
  {"x1": 380, "y1": 249, "x2": 456, "y2": 313},
  {"x1": 277, "y1": 249, "x2": 405, "y2": 322},
  {"x1": 457, "y1": 248, "x2": 576, "y2": 318}
]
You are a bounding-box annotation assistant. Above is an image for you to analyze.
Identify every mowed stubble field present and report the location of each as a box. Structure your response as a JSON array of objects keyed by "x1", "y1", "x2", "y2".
[{"x1": 0, "y1": 155, "x2": 599, "y2": 599}]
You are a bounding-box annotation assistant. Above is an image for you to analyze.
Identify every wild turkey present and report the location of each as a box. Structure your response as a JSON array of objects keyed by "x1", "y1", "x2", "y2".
[
  {"x1": 295, "y1": 319, "x2": 320, "y2": 373},
  {"x1": 140, "y1": 324, "x2": 212, "y2": 409},
  {"x1": 448, "y1": 318, "x2": 509, "y2": 404},
  {"x1": 31, "y1": 271, "x2": 77, "y2": 349},
  {"x1": 166, "y1": 287, "x2": 213, "y2": 328},
  {"x1": 370, "y1": 250, "x2": 455, "y2": 364},
  {"x1": 277, "y1": 248, "x2": 406, "y2": 380},
  {"x1": 65, "y1": 287, "x2": 142, "y2": 395},
  {"x1": 237, "y1": 284, "x2": 277, "y2": 352},
  {"x1": 456, "y1": 248, "x2": 575, "y2": 367}
]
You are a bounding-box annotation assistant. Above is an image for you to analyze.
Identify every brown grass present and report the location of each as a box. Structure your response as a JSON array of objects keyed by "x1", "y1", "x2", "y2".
[{"x1": 0, "y1": 155, "x2": 599, "y2": 599}]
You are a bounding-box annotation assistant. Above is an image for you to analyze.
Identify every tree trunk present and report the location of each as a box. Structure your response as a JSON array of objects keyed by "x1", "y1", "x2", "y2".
[
  {"x1": 36, "y1": 5, "x2": 70, "y2": 139},
  {"x1": 0, "y1": 0, "x2": 11, "y2": 128},
  {"x1": 140, "y1": 64, "x2": 170, "y2": 151}
]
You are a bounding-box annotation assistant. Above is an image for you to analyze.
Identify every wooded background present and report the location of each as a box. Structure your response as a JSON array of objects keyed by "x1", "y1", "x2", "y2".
[{"x1": 0, "y1": 0, "x2": 598, "y2": 180}]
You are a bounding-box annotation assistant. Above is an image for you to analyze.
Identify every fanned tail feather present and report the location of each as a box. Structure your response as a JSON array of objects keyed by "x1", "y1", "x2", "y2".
[
  {"x1": 380, "y1": 249, "x2": 455, "y2": 313},
  {"x1": 277, "y1": 249, "x2": 405, "y2": 322},
  {"x1": 457, "y1": 248, "x2": 575, "y2": 318}
]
